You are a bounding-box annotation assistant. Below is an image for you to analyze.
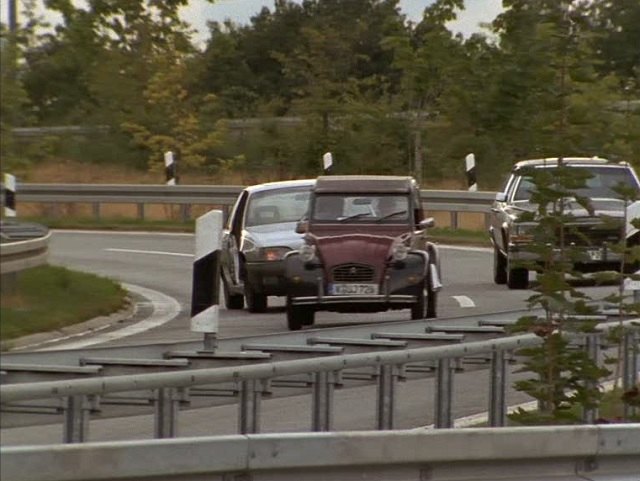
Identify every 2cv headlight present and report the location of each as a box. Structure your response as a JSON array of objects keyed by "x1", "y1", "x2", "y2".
[{"x1": 391, "y1": 239, "x2": 409, "y2": 261}]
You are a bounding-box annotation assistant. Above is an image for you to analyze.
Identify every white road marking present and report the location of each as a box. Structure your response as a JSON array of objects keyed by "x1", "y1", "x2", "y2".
[
  {"x1": 105, "y1": 248, "x2": 192, "y2": 257},
  {"x1": 452, "y1": 295, "x2": 475, "y2": 308},
  {"x1": 35, "y1": 283, "x2": 182, "y2": 351}
]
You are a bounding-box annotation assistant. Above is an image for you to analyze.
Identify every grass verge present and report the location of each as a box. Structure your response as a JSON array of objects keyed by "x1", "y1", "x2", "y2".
[{"x1": 0, "y1": 265, "x2": 128, "y2": 344}]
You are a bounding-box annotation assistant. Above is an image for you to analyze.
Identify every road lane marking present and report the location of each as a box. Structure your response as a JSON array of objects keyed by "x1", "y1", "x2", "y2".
[
  {"x1": 32, "y1": 283, "x2": 182, "y2": 351},
  {"x1": 105, "y1": 248, "x2": 192, "y2": 257},
  {"x1": 452, "y1": 295, "x2": 475, "y2": 308}
]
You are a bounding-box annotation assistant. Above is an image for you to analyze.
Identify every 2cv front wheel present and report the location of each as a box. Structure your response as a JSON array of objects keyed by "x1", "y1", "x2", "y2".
[{"x1": 411, "y1": 281, "x2": 437, "y2": 320}]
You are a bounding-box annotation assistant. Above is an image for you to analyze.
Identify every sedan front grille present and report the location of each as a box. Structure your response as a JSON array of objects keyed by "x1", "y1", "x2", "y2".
[
  {"x1": 332, "y1": 263, "x2": 375, "y2": 282},
  {"x1": 562, "y1": 224, "x2": 621, "y2": 247}
]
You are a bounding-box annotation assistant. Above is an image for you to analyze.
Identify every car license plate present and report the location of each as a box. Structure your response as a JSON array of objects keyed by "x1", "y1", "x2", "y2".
[
  {"x1": 587, "y1": 249, "x2": 603, "y2": 261},
  {"x1": 587, "y1": 249, "x2": 602, "y2": 261},
  {"x1": 329, "y1": 283, "x2": 378, "y2": 295}
]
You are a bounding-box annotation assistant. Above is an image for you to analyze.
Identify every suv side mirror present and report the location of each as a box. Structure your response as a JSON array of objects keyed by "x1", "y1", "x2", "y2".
[
  {"x1": 295, "y1": 219, "x2": 309, "y2": 234},
  {"x1": 495, "y1": 192, "x2": 507, "y2": 202}
]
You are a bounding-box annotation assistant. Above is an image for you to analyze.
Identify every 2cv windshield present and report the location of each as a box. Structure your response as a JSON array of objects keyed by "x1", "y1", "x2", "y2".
[{"x1": 312, "y1": 194, "x2": 409, "y2": 222}]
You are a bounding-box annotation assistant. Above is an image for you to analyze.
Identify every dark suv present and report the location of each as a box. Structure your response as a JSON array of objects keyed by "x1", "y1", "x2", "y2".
[
  {"x1": 283, "y1": 175, "x2": 442, "y2": 330},
  {"x1": 489, "y1": 157, "x2": 640, "y2": 289}
]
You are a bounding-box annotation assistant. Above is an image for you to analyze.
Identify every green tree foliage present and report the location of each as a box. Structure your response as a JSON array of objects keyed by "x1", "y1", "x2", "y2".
[
  {"x1": 4, "y1": 0, "x2": 640, "y2": 181},
  {"x1": 509, "y1": 163, "x2": 612, "y2": 425}
]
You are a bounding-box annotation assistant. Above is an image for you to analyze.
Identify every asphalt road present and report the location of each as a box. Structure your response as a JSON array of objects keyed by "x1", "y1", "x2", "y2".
[
  {"x1": 47, "y1": 230, "x2": 541, "y2": 345},
  {"x1": 47, "y1": 230, "x2": 626, "y2": 345}
]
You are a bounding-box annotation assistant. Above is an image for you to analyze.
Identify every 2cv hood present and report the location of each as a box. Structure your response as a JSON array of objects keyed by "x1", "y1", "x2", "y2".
[{"x1": 309, "y1": 225, "x2": 412, "y2": 283}]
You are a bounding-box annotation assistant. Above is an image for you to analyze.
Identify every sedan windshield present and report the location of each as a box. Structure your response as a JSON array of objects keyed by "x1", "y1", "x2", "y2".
[
  {"x1": 513, "y1": 166, "x2": 639, "y2": 201},
  {"x1": 245, "y1": 187, "x2": 311, "y2": 226}
]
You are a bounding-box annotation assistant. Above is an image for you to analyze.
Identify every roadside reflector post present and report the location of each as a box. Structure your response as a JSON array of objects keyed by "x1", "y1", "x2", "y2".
[
  {"x1": 322, "y1": 152, "x2": 333, "y2": 174},
  {"x1": 190, "y1": 210, "x2": 222, "y2": 352},
  {"x1": 465, "y1": 153, "x2": 477, "y2": 192},
  {"x1": 164, "y1": 151, "x2": 177, "y2": 186},
  {"x1": 4, "y1": 173, "x2": 16, "y2": 217}
]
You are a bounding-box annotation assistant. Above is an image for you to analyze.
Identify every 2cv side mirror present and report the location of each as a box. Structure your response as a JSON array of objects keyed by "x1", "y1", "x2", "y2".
[{"x1": 415, "y1": 217, "x2": 435, "y2": 235}]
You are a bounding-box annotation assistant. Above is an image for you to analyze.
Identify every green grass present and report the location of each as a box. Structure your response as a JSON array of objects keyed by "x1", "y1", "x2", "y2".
[{"x1": 0, "y1": 265, "x2": 128, "y2": 344}]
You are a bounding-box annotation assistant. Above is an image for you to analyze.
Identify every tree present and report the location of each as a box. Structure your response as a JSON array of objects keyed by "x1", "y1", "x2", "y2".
[{"x1": 382, "y1": 0, "x2": 465, "y2": 181}]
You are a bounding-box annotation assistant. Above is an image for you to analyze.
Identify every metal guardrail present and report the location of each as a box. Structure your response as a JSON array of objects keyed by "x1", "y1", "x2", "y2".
[
  {"x1": 2, "y1": 425, "x2": 639, "y2": 481},
  {"x1": 2, "y1": 321, "x2": 638, "y2": 443},
  {"x1": 0, "y1": 221, "x2": 50, "y2": 275},
  {"x1": 8, "y1": 183, "x2": 496, "y2": 226}
]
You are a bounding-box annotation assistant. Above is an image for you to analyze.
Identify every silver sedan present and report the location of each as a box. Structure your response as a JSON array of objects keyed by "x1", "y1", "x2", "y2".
[{"x1": 220, "y1": 179, "x2": 315, "y2": 312}]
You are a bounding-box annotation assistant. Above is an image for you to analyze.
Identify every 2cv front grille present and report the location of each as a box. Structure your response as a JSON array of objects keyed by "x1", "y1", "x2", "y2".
[{"x1": 332, "y1": 263, "x2": 375, "y2": 282}]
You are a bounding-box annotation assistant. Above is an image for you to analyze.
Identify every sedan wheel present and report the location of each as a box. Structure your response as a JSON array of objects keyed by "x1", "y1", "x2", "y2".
[
  {"x1": 222, "y1": 276, "x2": 244, "y2": 310},
  {"x1": 245, "y1": 282, "x2": 267, "y2": 313},
  {"x1": 507, "y1": 262, "x2": 528, "y2": 289},
  {"x1": 493, "y1": 246, "x2": 507, "y2": 285},
  {"x1": 286, "y1": 297, "x2": 314, "y2": 330},
  {"x1": 411, "y1": 281, "x2": 437, "y2": 319}
]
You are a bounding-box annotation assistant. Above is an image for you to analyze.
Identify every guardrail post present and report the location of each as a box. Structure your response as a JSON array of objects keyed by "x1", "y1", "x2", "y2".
[
  {"x1": 63, "y1": 395, "x2": 89, "y2": 443},
  {"x1": 137, "y1": 203, "x2": 145, "y2": 221},
  {"x1": 449, "y1": 212, "x2": 458, "y2": 230},
  {"x1": 376, "y1": 364, "x2": 395, "y2": 430},
  {"x1": 238, "y1": 379, "x2": 262, "y2": 434},
  {"x1": 622, "y1": 330, "x2": 639, "y2": 421},
  {"x1": 92, "y1": 202, "x2": 100, "y2": 221},
  {"x1": 154, "y1": 387, "x2": 178, "y2": 438},
  {"x1": 312, "y1": 371, "x2": 335, "y2": 432},
  {"x1": 434, "y1": 358, "x2": 454, "y2": 428},
  {"x1": 582, "y1": 334, "x2": 600, "y2": 424},
  {"x1": 489, "y1": 349, "x2": 507, "y2": 427}
]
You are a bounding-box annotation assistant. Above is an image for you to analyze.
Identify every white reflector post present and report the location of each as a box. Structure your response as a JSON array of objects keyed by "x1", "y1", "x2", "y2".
[
  {"x1": 164, "y1": 151, "x2": 176, "y2": 186},
  {"x1": 4, "y1": 173, "x2": 16, "y2": 217},
  {"x1": 465, "y1": 153, "x2": 477, "y2": 192},
  {"x1": 322, "y1": 152, "x2": 333, "y2": 174},
  {"x1": 190, "y1": 210, "x2": 223, "y2": 349}
]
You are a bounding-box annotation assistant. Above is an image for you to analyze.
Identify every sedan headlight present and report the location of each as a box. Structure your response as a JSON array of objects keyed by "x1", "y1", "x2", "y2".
[
  {"x1": 260, "y1": 247, "x2": 291, "y2": 261},
  {"x1": 391, "y1": 239, "x2": 410, "y2": 261},
  {"x1": 299, "y1": 244, "x2": 317, "y2": 262},
  {"x1": 511, "y1": 223, "x2": 535, "y2": 243}
]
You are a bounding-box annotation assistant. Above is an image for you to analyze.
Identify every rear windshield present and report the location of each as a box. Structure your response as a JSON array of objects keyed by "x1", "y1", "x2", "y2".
[
  {"x1": 513, "y1": 166, "x2": 639, "y2": 201},
  {"x1": 245, "y1": 187, "x2": 311, "y2": 226},
  {"x1": 311, "y1": 194, "x2": 409, "y2": 223}
]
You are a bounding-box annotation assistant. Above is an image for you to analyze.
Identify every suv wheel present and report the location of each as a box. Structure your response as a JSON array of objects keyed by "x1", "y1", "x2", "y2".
[
  {"x1": 493, "y1": 246, "x2": 507, "y2": 285},
  {"x1": 245, "y1": 282, "x2": 267, "y2": 313},
  {"x1": 286, "y1": 297, "x2": 314, "y2": 330},
  {"x1": 507, "y1": 263, "x2": 528, "y2": 289},
  {"x1": 223, "y1": 276, "x2": 244, "y2": 310}
]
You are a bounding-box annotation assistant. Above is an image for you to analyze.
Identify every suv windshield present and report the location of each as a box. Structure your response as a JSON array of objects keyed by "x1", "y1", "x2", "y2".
[
  {"x1": 513, "y1": 166, "x2": 639, "y2": 201},
  {"x1": 312, "y1": 194, "x2": 409, "y2": 222},
  {"x1": 245, "y1": 187, "x2": 311, "y2": 226}
]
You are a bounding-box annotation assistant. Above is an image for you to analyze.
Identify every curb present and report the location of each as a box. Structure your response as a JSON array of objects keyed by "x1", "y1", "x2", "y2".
[{"x1": 1, "y1": 298, "x2": 136, "y2": 352}]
